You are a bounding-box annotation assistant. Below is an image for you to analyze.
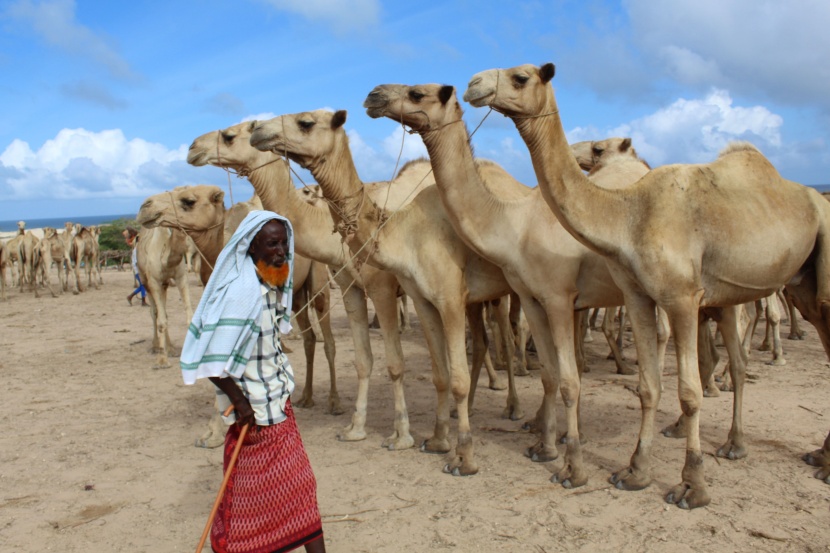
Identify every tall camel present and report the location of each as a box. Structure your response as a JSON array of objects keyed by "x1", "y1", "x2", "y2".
[
  {"x1": 136, "y1": 224, "x2": 194, "y2": 370},
  {"x1": 464, "y1": 62, "x2": 830, "y2": 507},
  {"x1": 188, "y1": 121, "x2": 510, "y2": 453},
  {"x1": 137, "y1": 185, "x2": 341, "y2": 416},
  {"x1": 363, "y1": 83, "x2": 675, "y2": 487},
  {"x1": 32, "y1": 227, "x2": 67, "y2": 298},
  {"x1": 12, "y1": 222, "x2": 37, "y2": 293},
  {"x1": 250, "y1": 109, "x2": 526, "y2": 477}
]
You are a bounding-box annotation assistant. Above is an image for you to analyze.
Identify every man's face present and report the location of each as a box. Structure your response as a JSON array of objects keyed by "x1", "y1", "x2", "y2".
[{"x1": 249, "y1": 220, "x2": 289, "y2": 267}]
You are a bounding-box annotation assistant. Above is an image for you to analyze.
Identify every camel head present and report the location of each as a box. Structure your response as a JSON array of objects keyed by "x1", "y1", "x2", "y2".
[
  {"x1": 571, "y1": 138, "x2": 644, "y2": 172},
  {"x1": 43, "y1": 227, "x2": 58, "y2": 240},
  {"x1": 249, "y1": 110, "x2": 348, "y2": 172},
  {"x1": 363, "y1": 83, "x2": 463, "y2": 133},
  {"x1": 17, "y1": 221, "x2": 25, "y2": 234},
  {"x1": 137, "y1": 185, "x2": 225, "y2": 232},
  {"x1": 64, "y1": 222, "x2": 74, "y2": 234},
  {"x1": 463, "y1": 63, "x2": 555, "y2": 118},
  {"x1": 188, "y1": 121, "x2": 282, "y2": 173}
]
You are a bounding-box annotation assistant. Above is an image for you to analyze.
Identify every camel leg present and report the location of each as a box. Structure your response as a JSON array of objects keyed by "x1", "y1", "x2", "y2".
[
  {"x1": 370, "y1": 282, "x2": 413, "y2": 451},
  {"x1": 440, "y1": 299, "x2": 479, "y2": 477},
  {"x1": 465, "y1": 304, "x2": 489, "y2": 417},
  {"x1": 663, "y1": 295, "x2": 710, "y2": 510},
  {"x1": 785, "y1": 292, "x2": 806, "y2": 340},
  {"x1": 293, "y1": 302, "x2": 317, "y2": 410},
  {"x1": 195, "y1": 396, "x2": 228, "y2": 449},
  {"x1": 803, "y1": 430, "x2": 830, "y2": 483},
  {"x1": 490, "y1": 299, "x2": 519, "y2": 418},
  {"x1": 609, "y1": 289, "x2": 661, "y2": 493},
  {"x1": 548, "y1": 301, "x2": 587, "y2": 488},
  {"x1": 602, "y1": 308, "x2": 637, "y2": 375},
  {"x1": 520, "y1": 298, "x2": 560, "y2": 463},
  {"x1": 412, "y1": 298, "x2": 453, "y2": 456},
  {"x1": 764, "y1": 293, "x2": 785, "y2": 365},
  {"x1": 314, "y1": 289, "x2": 341, "y2": 415},
  {"x1": 715, "y1": 306, "x2": 749, "y2": 460},
  {"x1": 336, "y1": 282, "x2": 375, "y2": 443}
]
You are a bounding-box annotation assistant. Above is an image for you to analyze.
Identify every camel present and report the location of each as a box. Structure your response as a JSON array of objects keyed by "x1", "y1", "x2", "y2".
[
  {"x1": 362, "y1": 84, "x2": 677, "y2": 487},
  {"x1": 0, "y1": 240, "x2": 7, "y2": 301},
  {"x1": 463, "y1": 62, "x2": 830, "y2": 507},
  {"x1": 68, "y1": 226, "x2": 101, "y2": 293},
  {"x1": 32, "y1": 227, "x2": 67, "y2": 298},
  {"x1": 10, "y1": 222, "x2": 37, "y2": 293},
  {"x1": 135, "y1": 222, "x2": 193, "y2": 370},
  {"x1": 188, "y1": 121, "x2": 511, "y2": 453},
  {"x1": 137, "y1": 185, "x2": 341, "y2": 418},
  {"x1": 249, "y1": 109, "x2": 528, "y2": 477}
]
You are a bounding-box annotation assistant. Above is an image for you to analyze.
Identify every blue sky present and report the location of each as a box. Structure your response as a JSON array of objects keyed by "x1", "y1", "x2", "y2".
[{"x1": 1, "y1": 0, "x2": 829, "y2": 220}]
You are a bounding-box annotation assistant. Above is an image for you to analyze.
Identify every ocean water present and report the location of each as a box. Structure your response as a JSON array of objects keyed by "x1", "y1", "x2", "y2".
[{"x1": 0, "y1": 214, "x2": 135, "y2": 232}]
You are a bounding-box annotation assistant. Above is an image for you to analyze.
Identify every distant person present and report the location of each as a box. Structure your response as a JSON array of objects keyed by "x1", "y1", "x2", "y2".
[
  {"x1": 123, "y1": 227, "x2": 147, "y2": 307},
  {"x1": 180, "y1": 211, "x2": 325, "y2": 553}
]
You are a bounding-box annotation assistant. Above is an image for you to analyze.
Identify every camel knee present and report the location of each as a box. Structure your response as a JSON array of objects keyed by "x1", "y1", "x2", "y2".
[{"x1": 559, "y1": 378, "x2": 580, "y2": 407}]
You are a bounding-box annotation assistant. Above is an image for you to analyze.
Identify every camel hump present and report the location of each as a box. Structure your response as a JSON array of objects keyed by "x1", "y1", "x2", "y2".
[
  {"x1": 395, "y1": 157, "x2": 430, "y2": 178},
  {"x1": 718, "y1": 141, "x2": 761, "y2": 158}
]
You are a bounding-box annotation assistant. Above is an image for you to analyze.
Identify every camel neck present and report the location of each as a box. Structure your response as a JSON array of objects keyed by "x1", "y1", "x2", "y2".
[
  {"x1": 247, "y1": 161, "x2": 347, "y2": 267},
  {"x1": 515, "y1": 94, "x2": 627, "y2": 258},
  {"x1": 420, "y1": 121, "x2": 521, "y2": 263},
  {"x1": 308, "y1": 139, "x2": 388, "y2": 268}
]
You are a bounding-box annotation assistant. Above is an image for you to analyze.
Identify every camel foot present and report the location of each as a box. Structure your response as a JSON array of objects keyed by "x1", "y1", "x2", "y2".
[
  {"x1": 703, "y1": 381, "x2": 721, "y2": 397},
  {"x1": 718, "y1": 379, "x2": 734, "y2": 393},
  {"x1": 758, "y1": 341, "x2": 771, "y2": 352},
  {"x1": 551, "y1": 460, "x2": 588, "y2": 489},
  {"x1": 788, "y1": 331, "x2": 806, "y2": 341},
  {"x1": 195, "y1": 433, "x2": 226, "y2": 449},
  {"x1": 609, "y1": 466, "x2": 651, "y2": 491},
  {"x1": 583, "y1": 333, "x2": 593, "y2": 343},
  {"x1": 661, "y1": 417, "x2": 687, "y2": 439},
  {"x1": 337, "y1": 424, "x2": 367, "y2": 442},
  {"x1": 327, "y1": 396, "x2": 344, "y2": 416},
  {"x1": 766, "y1": 357, "x2": 787, "y2": 366},
  {"x1": 521, "y1": 417, "x2": 541, "y2": 433},
  {"x1": 420, "y1": 437, "x2": 452, "y2": 455},
  {"x1": 488, "y1": 377, "x2": 508, "y2": 391},
  {"x1": 616, "y1": 362, "x2": 637, "y2": 376},
  {"x1": 382, "y1": 431, "x2": 415, "y2": 451},
  {"x1": 442, "y1": 456, "x2": 479, "y2": 476},
  {"x1": 502, "y1": 403, "x2": 524, "y2": 421},
  {"x1": 152, "y1": 357, "x2": 171, "y2": 370},
  {"x1": 557, "y1": 432, "x2": 588, "y2": 445},
  {"x1": 294, "y1": 394, "x2": 315, "y2": 409},
  {"x1": 716, "y1": 439, "x2": 748, "y2": 460},
  {"x1": 525, "y1": 440, "x2": 559, "y2": 463},
  {"x1": 665, "y1": 481, "x2": 711, "y2": 510},
  {"x1": 803, "y1": 445, "x2": 830, "y2": 481},
  {"x1": 514, "y1": 366, "x2": 530, "y2": 377}
]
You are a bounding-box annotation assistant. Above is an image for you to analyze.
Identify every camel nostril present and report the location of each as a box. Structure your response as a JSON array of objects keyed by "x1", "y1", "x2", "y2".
[{"x1": 468, "y1": 77, "x2": 482, "y2": 88}]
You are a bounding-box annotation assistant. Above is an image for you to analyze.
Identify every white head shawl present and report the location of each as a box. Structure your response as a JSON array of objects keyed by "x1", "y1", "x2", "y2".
[{"x1": 180, "y1": 210, "x2": 294, "y2": 384}]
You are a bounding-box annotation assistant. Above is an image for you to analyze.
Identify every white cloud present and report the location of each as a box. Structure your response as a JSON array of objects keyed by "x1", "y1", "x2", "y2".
[
  {"x1": 4, "y1": 0, "x2": 139, "y2": 82},
  {"x1": 260, "y1": 0, "x2": 380, "y2": 33},
  {"x1": 581, "y1": 89, "x2": 783, "y2": 167},
  {"x1": 381, "y1": 126, "x2": 427, "y2": 165},
  {"x1": 0, "y1": 128, "x2": 197, "y2": 200}
]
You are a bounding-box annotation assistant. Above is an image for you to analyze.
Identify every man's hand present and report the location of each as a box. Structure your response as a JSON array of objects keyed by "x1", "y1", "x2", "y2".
[{"x1": 209, "y1": 376, "x2": 256, "y2": 428}]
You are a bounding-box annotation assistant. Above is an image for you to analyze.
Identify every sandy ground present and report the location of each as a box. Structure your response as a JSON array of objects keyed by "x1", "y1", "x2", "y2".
[{"x1": 1, "y1": 268, "x2": 829, "y2": 553}]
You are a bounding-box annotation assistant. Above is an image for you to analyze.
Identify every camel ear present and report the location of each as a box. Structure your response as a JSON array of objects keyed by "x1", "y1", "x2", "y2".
[
  {"x1": 212, "y1": 190, "x2": 225, "y2": 204},
  {"x1": 247, "y1": 121, "x2": 257, "y2": 132},
  {"x1": 539, "y1": 63, "x2": 555, "y2": 84},
  {"x1": 620, "y1": 138, "x2": 632, "y2": 152},
  {"x1": 438, "y1": 85, "x2": 455, "y2": 105},
  {"x1": 331, "y1": 110, "x2": 347, "y2": 129}
]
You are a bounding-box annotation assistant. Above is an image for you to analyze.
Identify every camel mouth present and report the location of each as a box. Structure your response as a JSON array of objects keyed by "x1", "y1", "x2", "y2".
[
  {"x1": 249, "y1": 131, "x2": 275, "y2": 152},
  {"x1": 186, "y1": 151, "x2": 208, "y2": 166},
  {"x1": 364, "y1": 105, "x2": 386, "y2": 119},
  {"x1": 136, "y1": 210, "x2": 161, "y2": 227},
  {"x1": 462, "y1": 89, "x2": 494, "y2": 108}
]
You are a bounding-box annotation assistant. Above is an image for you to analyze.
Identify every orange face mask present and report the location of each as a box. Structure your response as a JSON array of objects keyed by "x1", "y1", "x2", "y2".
[{"x1": 255, "y1": 259, "x2": 290, "y2": 288}]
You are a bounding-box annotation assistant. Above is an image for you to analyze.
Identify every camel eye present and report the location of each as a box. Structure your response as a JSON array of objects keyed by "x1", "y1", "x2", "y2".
[
  {"x1": 181, "y1": 198, "x2": 196, "y2": 209},
  {"x1": 592, "y1": 147, "x2": 604, "y2": 156},
  {"x1": 221, "y1": 132, "x2": 235, "y2": 144},
  {"x1": 409, "y1": 90, "x2": 425, "y2": 101},
  {"x1": 513, "y1": 74, "x2": 530, "y2": 85},
  {"x1": 299, "y1": 120, "x2": 315, "y2": 130}
]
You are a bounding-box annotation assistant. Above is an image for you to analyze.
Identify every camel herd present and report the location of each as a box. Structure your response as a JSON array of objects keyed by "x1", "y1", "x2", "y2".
[
  {"x1": 0, "y1": 220, "x2": 103, "y2": 300},
  {"x1": 6, "y1": 62, "x2": 827, "y2": 512}
]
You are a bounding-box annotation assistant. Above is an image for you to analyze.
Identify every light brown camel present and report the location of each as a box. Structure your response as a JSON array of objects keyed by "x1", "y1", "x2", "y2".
[
  {"x1": 249, "y1": 109, "x2": 526, "y2": 477},
  {"x1": 68, "y1": 226, "x2": 101, "y2": 293},
  {"x1": 464, "y1": 62, "x2": 830, "y2": 507},
  {"x1": 137, "y1": 185, "x2": 341, "y2": 420},
  {"x1": 11, "y1": 222, "x2": 37, "y2": 293},
  {"x1": 58, "y1": 222, "x2": 74, "y2": 291},
  {"x1": 0, "y1": 240, "x2": 8, "y2": 301},
  {"x1": 188, "y1": 121, "x2": 510, "y2": 453},
  {"x1": 32, "y1": 227, "x2": 67, "y2": 298},
  {"x1": 362, "y1": 84, "x2": 674, "y2": 487},
  {"x1": 135, "y1": 222, "x2": 194, "y2": 370}
]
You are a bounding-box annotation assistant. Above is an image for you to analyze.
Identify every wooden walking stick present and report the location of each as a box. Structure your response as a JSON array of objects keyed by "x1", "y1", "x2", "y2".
[{"x1": 195, "y1": 406, "x2": 250, "y2": 553}]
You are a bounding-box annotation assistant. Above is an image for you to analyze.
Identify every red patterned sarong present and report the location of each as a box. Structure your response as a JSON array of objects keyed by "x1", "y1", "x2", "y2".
[{"x1": 211, "y1": 402, "x2": 323, "y2": 553}]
